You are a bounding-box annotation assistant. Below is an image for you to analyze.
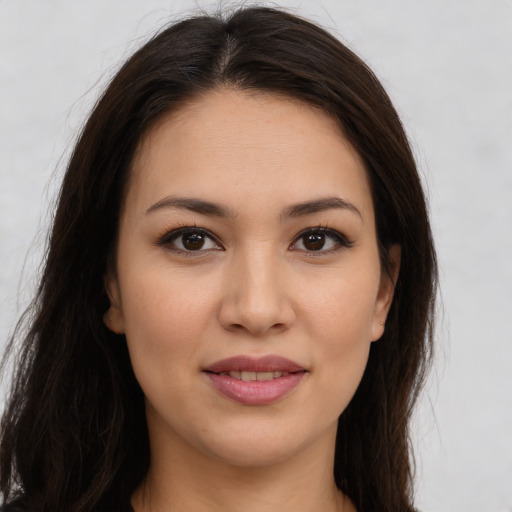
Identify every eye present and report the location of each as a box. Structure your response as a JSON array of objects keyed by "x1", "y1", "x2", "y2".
[
  {"x1": 291, "y1": 227, "x2": 353, "y2": 253},
  {"x1": 159, "y1": 227, "x2": 222, "y2": 252}
]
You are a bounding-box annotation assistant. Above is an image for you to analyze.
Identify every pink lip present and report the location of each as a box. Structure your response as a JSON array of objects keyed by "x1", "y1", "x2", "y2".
[
  {"x1": 203, "y1": 355, "x2": 307, "y2": 406},
  {"x1": 204, "y1": 355, "x2": 305, "y2": 373}
]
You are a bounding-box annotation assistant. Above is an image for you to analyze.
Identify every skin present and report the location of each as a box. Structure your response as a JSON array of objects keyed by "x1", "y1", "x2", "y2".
[{"x1": 106, "y1": 88, "x2": 400, "y2": 512}]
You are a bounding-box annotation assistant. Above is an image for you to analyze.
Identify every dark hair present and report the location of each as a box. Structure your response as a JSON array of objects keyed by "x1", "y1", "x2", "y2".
[{"x1": 1, "y1": 6, "x2": 437, "y2": 512}]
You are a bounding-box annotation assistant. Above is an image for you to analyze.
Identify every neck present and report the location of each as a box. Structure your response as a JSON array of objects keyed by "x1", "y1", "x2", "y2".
[{"x1": 132, "y1": 421, "x2": 351, "y2": 512}]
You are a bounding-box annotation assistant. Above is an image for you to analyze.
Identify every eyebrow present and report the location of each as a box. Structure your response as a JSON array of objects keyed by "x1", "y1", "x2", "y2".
[
  {"x1": 146, "y1": 195, "x2": 362, "y2": 221},
  {"x1": 145, "y1": 196, "x2": 234, "y2": 218},
  {"x1": 282, "y1": 197, "x2": 362, "y2": 220}
]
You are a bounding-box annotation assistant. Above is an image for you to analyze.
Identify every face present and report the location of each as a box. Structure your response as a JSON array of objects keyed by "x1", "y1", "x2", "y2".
[{"x1": 106, "y1": 89, "x2": 398, "y2": 469}]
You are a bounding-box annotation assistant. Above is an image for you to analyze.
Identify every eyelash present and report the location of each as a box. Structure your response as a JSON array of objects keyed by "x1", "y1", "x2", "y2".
[
  {"x1": 157, "y1": 225, "x2": 222, "y2": 257},
  {"x1": 290, "y1": 226, "x2": 354, "y2": 254},
  {"x1": 156, "y1": 225, "x2": 354, "y2": 256}
]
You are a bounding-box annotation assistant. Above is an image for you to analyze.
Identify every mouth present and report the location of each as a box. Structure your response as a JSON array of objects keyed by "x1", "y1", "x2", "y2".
[
  {"x1": 203, "y1": 354, "x2": 306, "y2": 374},
  {"x1": 203, "y1": 355, "x2": 307, "y2": 405},
  {"x1": 214, "y1": 370, "x2": 293, "y2": 381}
]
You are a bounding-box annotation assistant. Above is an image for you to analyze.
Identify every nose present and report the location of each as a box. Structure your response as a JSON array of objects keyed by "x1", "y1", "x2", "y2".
[{"x1": 218, "y1": 247, "x2": 296, "y2": 337}]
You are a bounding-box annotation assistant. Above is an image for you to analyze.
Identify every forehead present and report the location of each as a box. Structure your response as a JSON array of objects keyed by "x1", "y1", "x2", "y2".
[{"x1": 127, "y1": 88, "x2": 374, "y2": 221}]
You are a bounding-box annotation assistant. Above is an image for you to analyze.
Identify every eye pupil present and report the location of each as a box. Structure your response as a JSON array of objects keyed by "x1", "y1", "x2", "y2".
[
  {"x1": 303, "y1": 233, "x2": 325, "y2": 251},
  {"x1": 183, "y1": 233, "x2": 205, "y2": 250}
]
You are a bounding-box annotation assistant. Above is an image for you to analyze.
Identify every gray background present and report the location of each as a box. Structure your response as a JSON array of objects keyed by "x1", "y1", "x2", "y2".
[{"x1": 1, "y1": 1, "x2": 511, "y2": 510}]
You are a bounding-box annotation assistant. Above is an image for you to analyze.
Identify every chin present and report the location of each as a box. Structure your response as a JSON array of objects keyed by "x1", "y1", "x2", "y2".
[
  {"x1": 205, "y1": 436, "x2": 304, "y2": 468},
  {"x1": 196, "y1": 416, "x2": 337, "y2": 470}
]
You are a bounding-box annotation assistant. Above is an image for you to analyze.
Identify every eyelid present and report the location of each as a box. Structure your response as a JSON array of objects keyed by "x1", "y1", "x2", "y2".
[
  {"x1": 290, "y1": 226, "x2": 354, "y2": 253},
  {"x1": 157, "y1": 226, "x2": 223, "y2": 253},
  {"x1": 155, "y1": 224, "x2": 353, "y2": 255}
]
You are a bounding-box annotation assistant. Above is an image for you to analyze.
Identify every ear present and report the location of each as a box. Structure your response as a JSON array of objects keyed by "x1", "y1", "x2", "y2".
[
  {"x1": 371, "y1": 244, "x2": 401, "y2": 342},
  {"x1": 103, "y1": 273, "x2": 125, "y2": 335}
]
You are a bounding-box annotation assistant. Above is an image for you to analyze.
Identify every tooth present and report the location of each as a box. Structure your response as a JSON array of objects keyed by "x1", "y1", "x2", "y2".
[
  {"x1": 273, "y1": 371, "x2": 288, "y2": 378},
  {"x1": 241, "y1": 371, "x2": 257, "y2": 381},
  {"x1": 229, "y1": 371, "x2": 241, "y2": 379},
  {"x1": 256, "y1": 371, "x2": 274, "y2": 381}
]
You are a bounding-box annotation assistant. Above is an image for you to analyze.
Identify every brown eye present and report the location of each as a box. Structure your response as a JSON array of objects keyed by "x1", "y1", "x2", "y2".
[
  {"x1": 160, "y1": 228, "x2": 222, "y2": 252},
  {"x1": 302, "y1": 233, "x2": 326, "y2": 251},
  {"x1": 291, "y1": 228, "x2": 353, "y2": 253},
  {"x1": 182, "y1": 232, "x2": 206, "y2": 250}
]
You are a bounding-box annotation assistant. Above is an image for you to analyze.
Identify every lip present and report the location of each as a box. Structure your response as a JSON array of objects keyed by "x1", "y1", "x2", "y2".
[
  {"x1": 204, "y1": 355, "x2": 306, "y2": 373},
  {"x1": 203, "y1": 355, "x2": 307, "y2": 406}
]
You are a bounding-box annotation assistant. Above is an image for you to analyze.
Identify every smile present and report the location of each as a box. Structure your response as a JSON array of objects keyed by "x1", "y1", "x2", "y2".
[
  {"x1": 203, "y1": 355, "x2": 307, "y2": 405},
  {"x1": 217, "y1": 370, "x2": 290, "y2": 381}
]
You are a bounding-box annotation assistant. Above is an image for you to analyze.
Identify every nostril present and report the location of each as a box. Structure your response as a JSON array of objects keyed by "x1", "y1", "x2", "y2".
[
  {"x1": 265, "y1": 323, "x2": 286, "y2": 334},
  {"x1": 227, "y1": 321, "x2": 286, "y2": 335}
]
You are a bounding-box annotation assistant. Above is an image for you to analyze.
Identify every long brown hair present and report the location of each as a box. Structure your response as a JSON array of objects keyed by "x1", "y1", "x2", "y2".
[{"x1": 1, "y1": 6, "x2": 437, "y2": 512}]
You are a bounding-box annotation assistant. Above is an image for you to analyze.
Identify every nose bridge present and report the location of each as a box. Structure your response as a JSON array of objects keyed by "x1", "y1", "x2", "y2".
[{"x1": 219, "y1": 242, "x2": 294, "y2": 335}]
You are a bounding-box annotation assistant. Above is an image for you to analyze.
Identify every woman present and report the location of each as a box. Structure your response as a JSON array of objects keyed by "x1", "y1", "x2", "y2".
[{"x1": 0, "y1": 6, "x2": 437, "y2": 512}]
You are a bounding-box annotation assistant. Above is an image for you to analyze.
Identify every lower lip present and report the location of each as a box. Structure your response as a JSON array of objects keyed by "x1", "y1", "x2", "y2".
[{"x1": 205, "y1": 372, "x2": 306, "y2": 405}]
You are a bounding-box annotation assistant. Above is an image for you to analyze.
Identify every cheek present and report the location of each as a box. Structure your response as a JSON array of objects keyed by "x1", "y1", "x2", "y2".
[
  {"x1": 302, "y1": 262, "x2": 380, "y2": 343},
  {"x1": 119, "y1": 264, "x2": 217, "y2": 383},
  {"x1": 299, "y1": 265, "x2": 379, "y2": 402}
]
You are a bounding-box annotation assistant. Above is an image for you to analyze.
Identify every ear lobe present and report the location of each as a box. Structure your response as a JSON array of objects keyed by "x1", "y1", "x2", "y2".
[
  {"x1": 371, "y1": 244, "x2": 401, "y2": 342},
  {"x1": 104, "y1": 274, "x2": 125, "y2": 335}
]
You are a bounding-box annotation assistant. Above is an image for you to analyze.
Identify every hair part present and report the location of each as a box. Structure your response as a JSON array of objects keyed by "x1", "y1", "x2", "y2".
[{"x1": 1, "y1": 7, "x2": 437, "y2": 512}]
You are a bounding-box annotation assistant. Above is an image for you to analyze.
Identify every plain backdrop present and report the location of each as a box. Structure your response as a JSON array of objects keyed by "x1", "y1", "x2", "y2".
[{"x1": 1, "y1": 1, "x2": 511, "y2": 511}]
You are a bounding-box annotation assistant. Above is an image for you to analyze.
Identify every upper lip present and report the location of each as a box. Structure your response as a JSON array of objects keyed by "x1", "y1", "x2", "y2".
[{"x1": 204, "y1": 355, "x2": 306, "y2": 374}]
